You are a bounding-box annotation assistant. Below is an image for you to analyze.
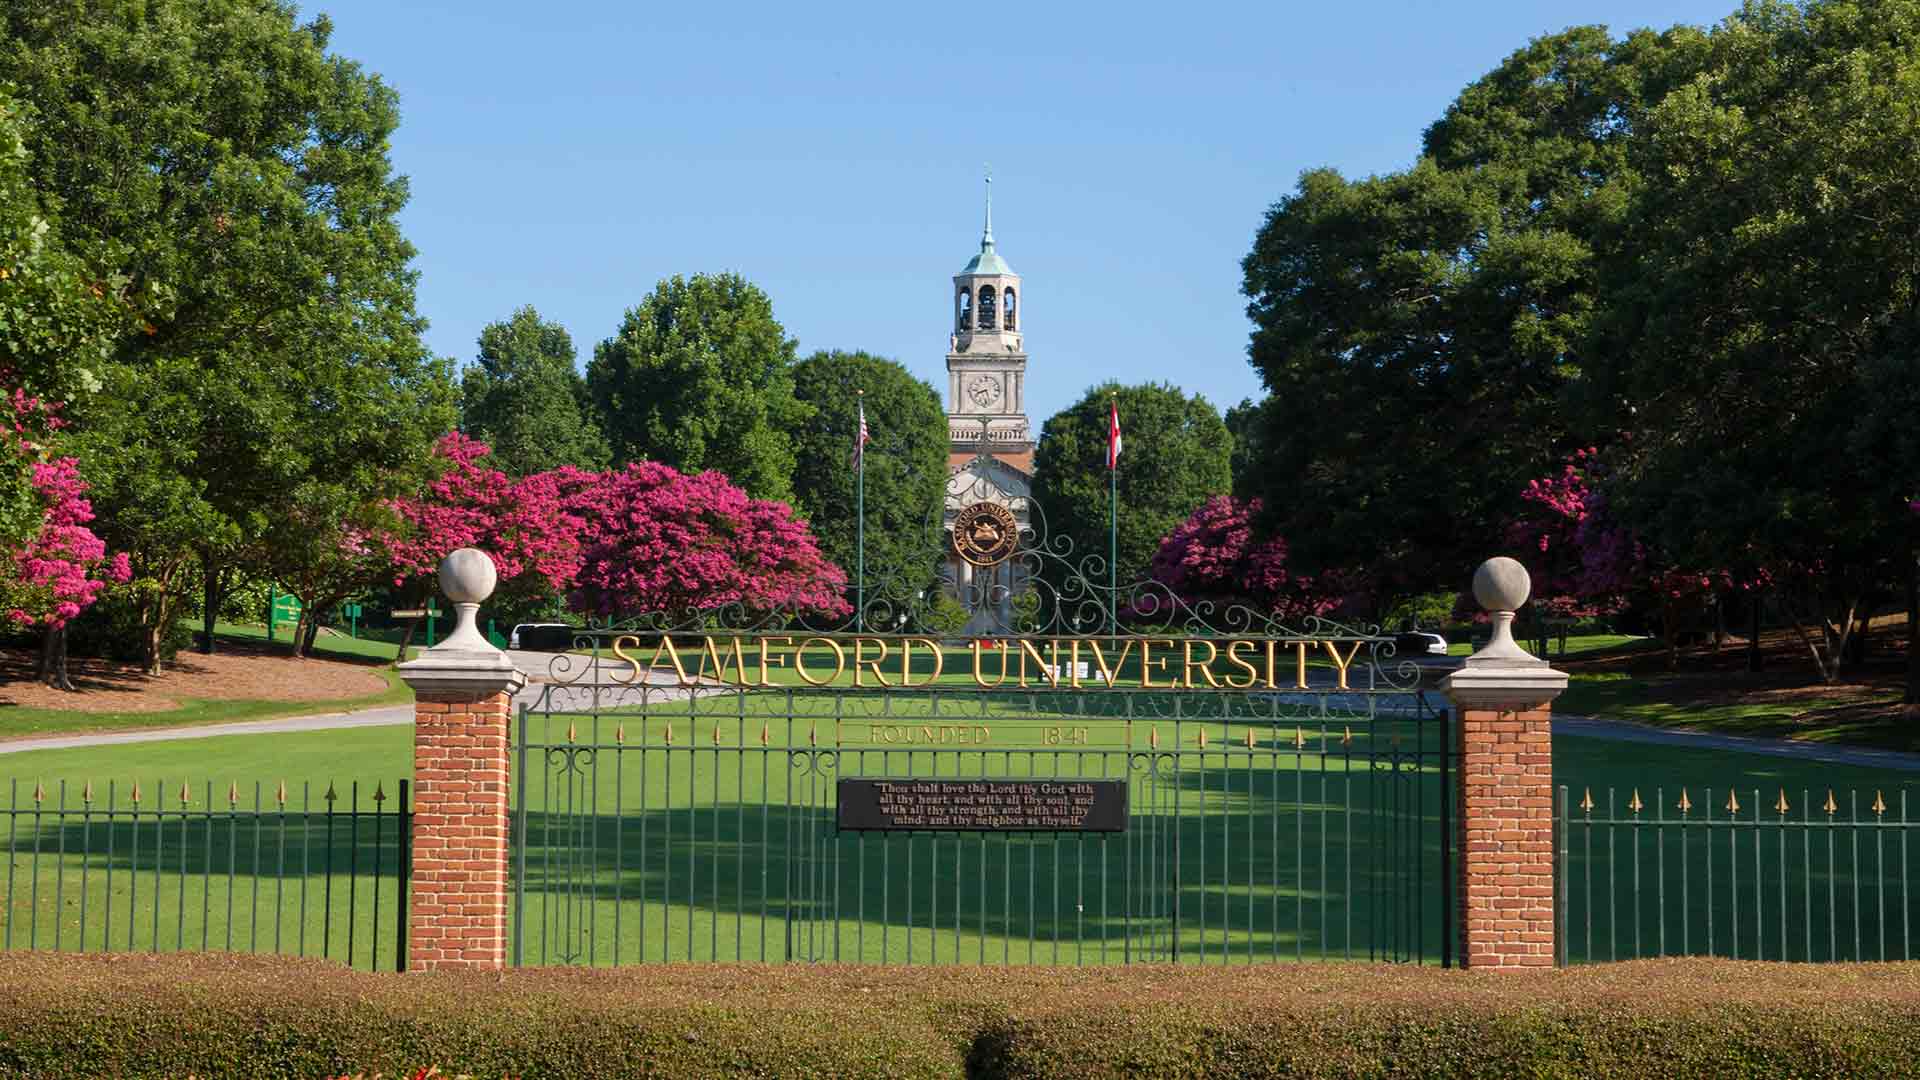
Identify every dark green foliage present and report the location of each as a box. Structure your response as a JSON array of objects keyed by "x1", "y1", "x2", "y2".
[
  {"x1": 0, "y1": 0, "x2": 454, "y2": 669},
  {"x1": 1222, "y1": 397, "x2": 1269, "y2": 499},
  {"x1": 462, "y1": 306, "x2": 609, "y2": 477},
  {"x1": 790, "y1": 350, "x2": 948, "y2": 603},
  {"x1": 5, "y1": 954, "x2": 1920, "y2": 1079},
  {"x1": 1237, "y1": 24, "x2": 1706, "y2": 592},
  {"x1": 60, "y1": 592, "x2": 190, "y2": 664},
  {"x1": 1032, "y1": 382, "x2": 1231, "y2": 587},
  {"x1": 1588, "y1": 0, "x2": 1920, "y2": 676},
  {"x1": 587, "y1": 273, "x2": 810, "y2": 503}
]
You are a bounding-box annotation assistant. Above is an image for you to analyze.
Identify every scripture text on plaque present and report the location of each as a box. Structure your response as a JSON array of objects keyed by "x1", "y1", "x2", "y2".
[{"x1": 837, "y1": 778, "x2": 1127, "y2": 833}]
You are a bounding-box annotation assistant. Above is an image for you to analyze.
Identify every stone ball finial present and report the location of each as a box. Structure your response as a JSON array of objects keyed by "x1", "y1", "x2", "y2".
[
  {"x1": 438, "y1": 548, "x2": 497, "y2": 605},
  {"x1": 1473, "y1": 556, "x2": 1531, "y2": 613}
]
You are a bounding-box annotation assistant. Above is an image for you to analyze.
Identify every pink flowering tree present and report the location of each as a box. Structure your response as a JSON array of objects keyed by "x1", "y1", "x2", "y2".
[
  {"x1": 567, "y1": 461, "x2": 849, "y2": 624},
  {"x1": 6, "y1": 456, "x2": 131, "y2": 689},
  {"x1": 1505, "y1": 448, "x2": 1780, "y2": 668},
  {"x1": 384, "y1": 433, "x2": 589, "y2": 632},
  {"x1": 1148, "y1": 495, "x2": 1346, "y2": 626},
  {"x1": 1504, "y1": 448, "x2": 1638, "y2": 618}
]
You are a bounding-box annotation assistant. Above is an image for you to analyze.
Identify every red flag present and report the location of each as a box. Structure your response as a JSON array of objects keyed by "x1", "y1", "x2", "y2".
[{"x1": 1107, "y1": 400, "x2": 1122, "y2": 470}]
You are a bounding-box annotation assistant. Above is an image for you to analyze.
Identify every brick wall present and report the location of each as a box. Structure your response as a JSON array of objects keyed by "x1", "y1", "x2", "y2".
[
  {"x1": 409, "y1": 690, "x2": 513, "y2": 971},
  {"x1": 1456, "y1": 704, "x2": 1554, "y2": 969}
]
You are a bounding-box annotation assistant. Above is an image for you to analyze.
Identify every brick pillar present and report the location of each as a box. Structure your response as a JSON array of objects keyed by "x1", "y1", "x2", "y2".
[
  {"x1": 1442, "y1": 558, "x2": 1566, "y2": 970},
  {"x1": 396, "y1": 548, "x2": 526, "y2": 972}
]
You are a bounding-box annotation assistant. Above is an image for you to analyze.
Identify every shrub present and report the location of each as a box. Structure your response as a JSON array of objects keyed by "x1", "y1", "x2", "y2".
[{"x1": 4, "y1": 954, "x2": 1920, "y2": 1079}]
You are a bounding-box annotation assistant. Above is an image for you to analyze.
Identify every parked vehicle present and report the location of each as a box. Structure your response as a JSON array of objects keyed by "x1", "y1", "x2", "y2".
[
  {"x1": 1392, "y1": 630, "x2": 1448, "y2": 657},
  {"x1": 509, "y1": 622, "x2": 576, "y2": 651}
]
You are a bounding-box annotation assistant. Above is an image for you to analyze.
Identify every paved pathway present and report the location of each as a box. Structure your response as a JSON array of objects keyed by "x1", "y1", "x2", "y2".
[
  {"x1": 0, "y1": 652, "x2": 693, "y2": 756},
  {"x1": 1553, "y1": 714, "x2": 1920, "y2": 772},
  {"x1": 7, "y1": 671, "x2": 1920, "y2": 772}
]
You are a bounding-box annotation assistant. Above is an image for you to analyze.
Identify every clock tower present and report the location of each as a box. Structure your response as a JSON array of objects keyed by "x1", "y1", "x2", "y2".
[
  {"x1": 946, "y1": 174, "x2": 1031, "y2": 454},
  {"x1": 942, "y1": 175, "x2": 1034, "y2": 635}
]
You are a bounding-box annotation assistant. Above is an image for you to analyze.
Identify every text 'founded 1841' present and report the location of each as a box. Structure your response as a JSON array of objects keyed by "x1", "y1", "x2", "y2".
[{"x1": 837, "y1": 779, "x2": 1127, "y2": 833}]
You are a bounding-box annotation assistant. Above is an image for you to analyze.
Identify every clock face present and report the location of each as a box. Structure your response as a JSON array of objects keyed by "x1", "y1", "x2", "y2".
[{"x1": 967, "y1": 374, "x2": 1002, "y2": 409}]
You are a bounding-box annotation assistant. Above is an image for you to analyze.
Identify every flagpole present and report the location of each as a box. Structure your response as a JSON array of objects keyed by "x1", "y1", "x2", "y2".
[
  {"x1": 856, "y1": 389, "x2": 866, "y2": 634},
  {"x1": 1109, "y1": 393, "x2": 1118, "y2": 637}
]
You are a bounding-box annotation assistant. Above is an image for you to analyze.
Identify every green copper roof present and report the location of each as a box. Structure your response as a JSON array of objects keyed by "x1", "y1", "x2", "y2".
[{"x1": 962, "y1": 243, "x2": 1013, "y2": 276}]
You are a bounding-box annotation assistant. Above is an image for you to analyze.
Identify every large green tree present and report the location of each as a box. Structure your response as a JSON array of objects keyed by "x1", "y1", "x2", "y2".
[
  {"x1": 0, "y1": 89, "x2": 135, "y2": 553},
  {"x1": 461, "y1": 306, "x2": 608, "y2": 477},
  {"x1": 1238, "y1": 25, "x2": 1704, "y2": 596},
  {"x1": 587, "y1": 273, "x2": 809, "y2": 503},
  {"x1": 0, "y1": 0, "x2": 453, "y2": 670},
  {"x1": 1590, "y1": 0, "x2": 1920, "y2": 685},
  {"x1": 1031, "y1": 382, "x2": 1232, "y2": 590},
  {"x1": 789, "y1": 350, "x2": 948, "y2": 614}
]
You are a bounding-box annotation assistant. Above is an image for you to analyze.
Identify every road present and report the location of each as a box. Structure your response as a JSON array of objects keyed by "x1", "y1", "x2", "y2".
[{"x1": 3, "y1": 653, "x2": 1918, "y2": 771}]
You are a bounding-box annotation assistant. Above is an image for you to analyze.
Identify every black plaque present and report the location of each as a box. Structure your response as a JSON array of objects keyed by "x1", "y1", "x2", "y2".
[{"x1": 837, "y1": 778, "x2": 1127, "y2": 833}]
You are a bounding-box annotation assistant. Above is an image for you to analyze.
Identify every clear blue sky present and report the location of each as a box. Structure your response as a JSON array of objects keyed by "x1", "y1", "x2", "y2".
[{"x1": 312, "y1": 0, "x2": 1737, "y2": 426}]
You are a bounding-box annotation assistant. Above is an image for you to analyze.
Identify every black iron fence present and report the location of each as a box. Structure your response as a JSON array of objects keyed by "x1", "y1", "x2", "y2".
[
  {"x1": 1556, "y1": 784, "x2": 1917, "y2": 964},
  {"x1": 511, "y1": 687, "x2": 1457, "y2": 967},
  {"x1": 1, "y1": 778, "x2": 410, "y2": 971}
]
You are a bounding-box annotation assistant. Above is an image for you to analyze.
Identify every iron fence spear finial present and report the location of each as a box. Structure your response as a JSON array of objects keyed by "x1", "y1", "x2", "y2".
[
  {"x1": 1580, "y1": 788, "x2": 1594, "y2": 815},
  {"x1": 1873, "y1": 791, "x2": 1887, "y2": 816},
  {"x1": 1628, "y1": 789, "x2": 1643, "y2": 814},
  {"x1": 1775, "y1": 788, "x2": 1789, "y2": 815},
  {"x1": 1676, "y1": 789, "x2": 1692, "y2": 815},
  {"x1": 1726, "y1": 789, "x2": 1740, "y2": 814},
  {"x1": 1824, "y1": 789, "x2": 1838, "y2": 816}
]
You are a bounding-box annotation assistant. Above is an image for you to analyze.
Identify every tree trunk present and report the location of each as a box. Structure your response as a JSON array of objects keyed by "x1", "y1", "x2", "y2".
[
  {"x1": 1663, "y1": 595, "x2": 1679, "y2": 670},
  {"x1": 143, "y1": 620, "x2": 164, "y2": 676},
  {"x1": 302, "y1": 611, "x2": 323, "y2": 656},
  {"x1": 1845, "y1": 613, "x2": 1870, "y2": 668},
  {"x1": 201, "y1": 554, "x2": 219, "y2": 655},
  {"x1": 1748, "y1": 591, "x2": 1764, "y2": 673},
  {"x1": 390, "y1": 617, "x2": 420, "y2": 668},
  {"x1": 39, "y1": 626, "x2": 74, "y2": 691},
  {"x1": 1781, "y1": 587, "x2": 1860, "y2": 685},
  {"x1": 1905, "y1": 560, "x2": 1919, "y2": 706}
]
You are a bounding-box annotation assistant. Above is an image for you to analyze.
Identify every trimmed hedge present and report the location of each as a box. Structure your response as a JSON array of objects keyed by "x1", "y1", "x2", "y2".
[{"x1": 3, "y1": 954, "x2": 1920, "y2": 1078}]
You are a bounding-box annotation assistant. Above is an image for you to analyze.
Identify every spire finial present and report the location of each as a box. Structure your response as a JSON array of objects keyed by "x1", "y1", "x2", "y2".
[{"x1": 982, "y1": 164, "x2": 994, "y2": 249}]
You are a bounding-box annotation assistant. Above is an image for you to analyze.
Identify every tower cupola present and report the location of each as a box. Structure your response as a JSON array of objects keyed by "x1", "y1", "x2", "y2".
[{"x1": 946, "y1": 170, "x2": 1030, "y2": 452}]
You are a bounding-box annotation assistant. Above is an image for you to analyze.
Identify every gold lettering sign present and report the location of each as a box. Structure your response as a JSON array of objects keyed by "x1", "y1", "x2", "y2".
[
  {"x1": 603, "y1": 634, "x2": 1378, "y2": 692},
  {"x1": 952, "y1": 502, "x2": 1020, "y2": 566}
]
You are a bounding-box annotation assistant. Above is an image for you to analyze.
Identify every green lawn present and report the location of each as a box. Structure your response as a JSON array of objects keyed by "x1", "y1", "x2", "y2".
[
  {"x1": 0, "y1": 625, "x2": 412, "y2": 740},
  {"x1": 5, "y1": 677, "x2": 1918, "y2": 970}
]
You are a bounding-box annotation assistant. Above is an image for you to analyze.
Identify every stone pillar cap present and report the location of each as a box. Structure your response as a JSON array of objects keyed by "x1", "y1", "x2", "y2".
[
  {"x1": 1443, "y1": 557, "x2": 1567, "y2": 707},
  {"x1": 396, "y1": 547, "x2": 526, "y2": 698}
]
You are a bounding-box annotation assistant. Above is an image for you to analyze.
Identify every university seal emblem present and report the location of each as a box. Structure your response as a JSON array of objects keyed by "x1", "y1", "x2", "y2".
[{"x1": 952, "y1": 502, "x2": 1020, "y2": 567}]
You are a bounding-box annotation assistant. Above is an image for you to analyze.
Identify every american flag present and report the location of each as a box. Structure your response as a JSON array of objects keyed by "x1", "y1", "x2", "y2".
[
  {"x1": 1107, "y1": 400, "x2": 1122, "y2": 470},
  {"x1": 850, "y1": 399, "x2": 870, "y2": 470}
]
